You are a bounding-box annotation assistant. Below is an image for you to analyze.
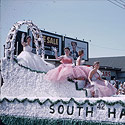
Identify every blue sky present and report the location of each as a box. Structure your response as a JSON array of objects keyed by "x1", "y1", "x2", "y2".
[{"x1": 1, "y1": 0, "x2": 125, "y2": 58}]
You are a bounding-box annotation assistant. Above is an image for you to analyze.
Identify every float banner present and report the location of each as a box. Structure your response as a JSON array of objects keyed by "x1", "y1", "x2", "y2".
[
  {"x1": 64, "y1": 37, "x2": 88, "y2": 60},
  {"x1": 0, "y1": 98, "x2": 124, "y2": 124}
]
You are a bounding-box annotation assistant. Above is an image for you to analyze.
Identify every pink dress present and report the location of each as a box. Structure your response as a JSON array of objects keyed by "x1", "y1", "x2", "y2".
[
  {"x1": 91, "y1": 72, "x2": 117, "y2": 97},
  {"x1": 44, "y1": 56, "x2": 75, "y2": 82},
  {"x1": 73, "y1": 66, "x2": 91, "y2": 80},
  {"x1": 73, "y1": 57, "x2": 91, "y2": 79}
]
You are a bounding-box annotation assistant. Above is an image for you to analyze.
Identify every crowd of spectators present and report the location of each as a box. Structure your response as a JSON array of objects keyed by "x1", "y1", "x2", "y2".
[{"x1": 110, "y1": 79, "x2": 125, "y2": 95}]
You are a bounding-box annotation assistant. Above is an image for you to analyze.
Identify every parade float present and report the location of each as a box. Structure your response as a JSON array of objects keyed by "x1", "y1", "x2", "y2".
[{"x1": 0, "y1": 21, "x2": 125, "y2": 125}]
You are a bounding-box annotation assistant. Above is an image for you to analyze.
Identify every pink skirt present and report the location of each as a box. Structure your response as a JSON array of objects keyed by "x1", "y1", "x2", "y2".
[
  {"x1": 73, "y1": 66, "x2": 91, "y2": 79},
  {"x1": 45, "y1": 64, "x2": 91, "y2": 82},
  {"x1": 44, "y1": 64, "x2": 75, "y2": 82},
  {"x1": 90, "y1": 80, "x2": 117, "y2": 97}
]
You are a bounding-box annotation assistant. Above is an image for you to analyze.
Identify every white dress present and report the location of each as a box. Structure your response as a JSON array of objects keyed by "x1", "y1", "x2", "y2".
[
  {"x1": 17, "y1": 45, "x2": 55, "y2": 72},
  {"x1": 76, "y1": 56, "x2": 85, "y2": 66}
]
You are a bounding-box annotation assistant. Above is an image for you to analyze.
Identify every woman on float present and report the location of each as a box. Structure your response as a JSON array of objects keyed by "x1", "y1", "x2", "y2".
[
  {"x1": 44, "y1": 47, "x2": 76, "y2": 82},
  {"x1": 73, "y1": 50, "x2": 91, "y2": 81},
  {"x1": 88, "y1": 61, "x2": 117, "y2": 97},
  {"x1": 17, "y1": 33, "x2": 54, "y2": 72}
]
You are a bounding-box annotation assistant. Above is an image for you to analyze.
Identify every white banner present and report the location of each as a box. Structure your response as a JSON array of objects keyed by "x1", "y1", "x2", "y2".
[{"x1": 1, "y1": 97, "x2": 124, "y2": 123}]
